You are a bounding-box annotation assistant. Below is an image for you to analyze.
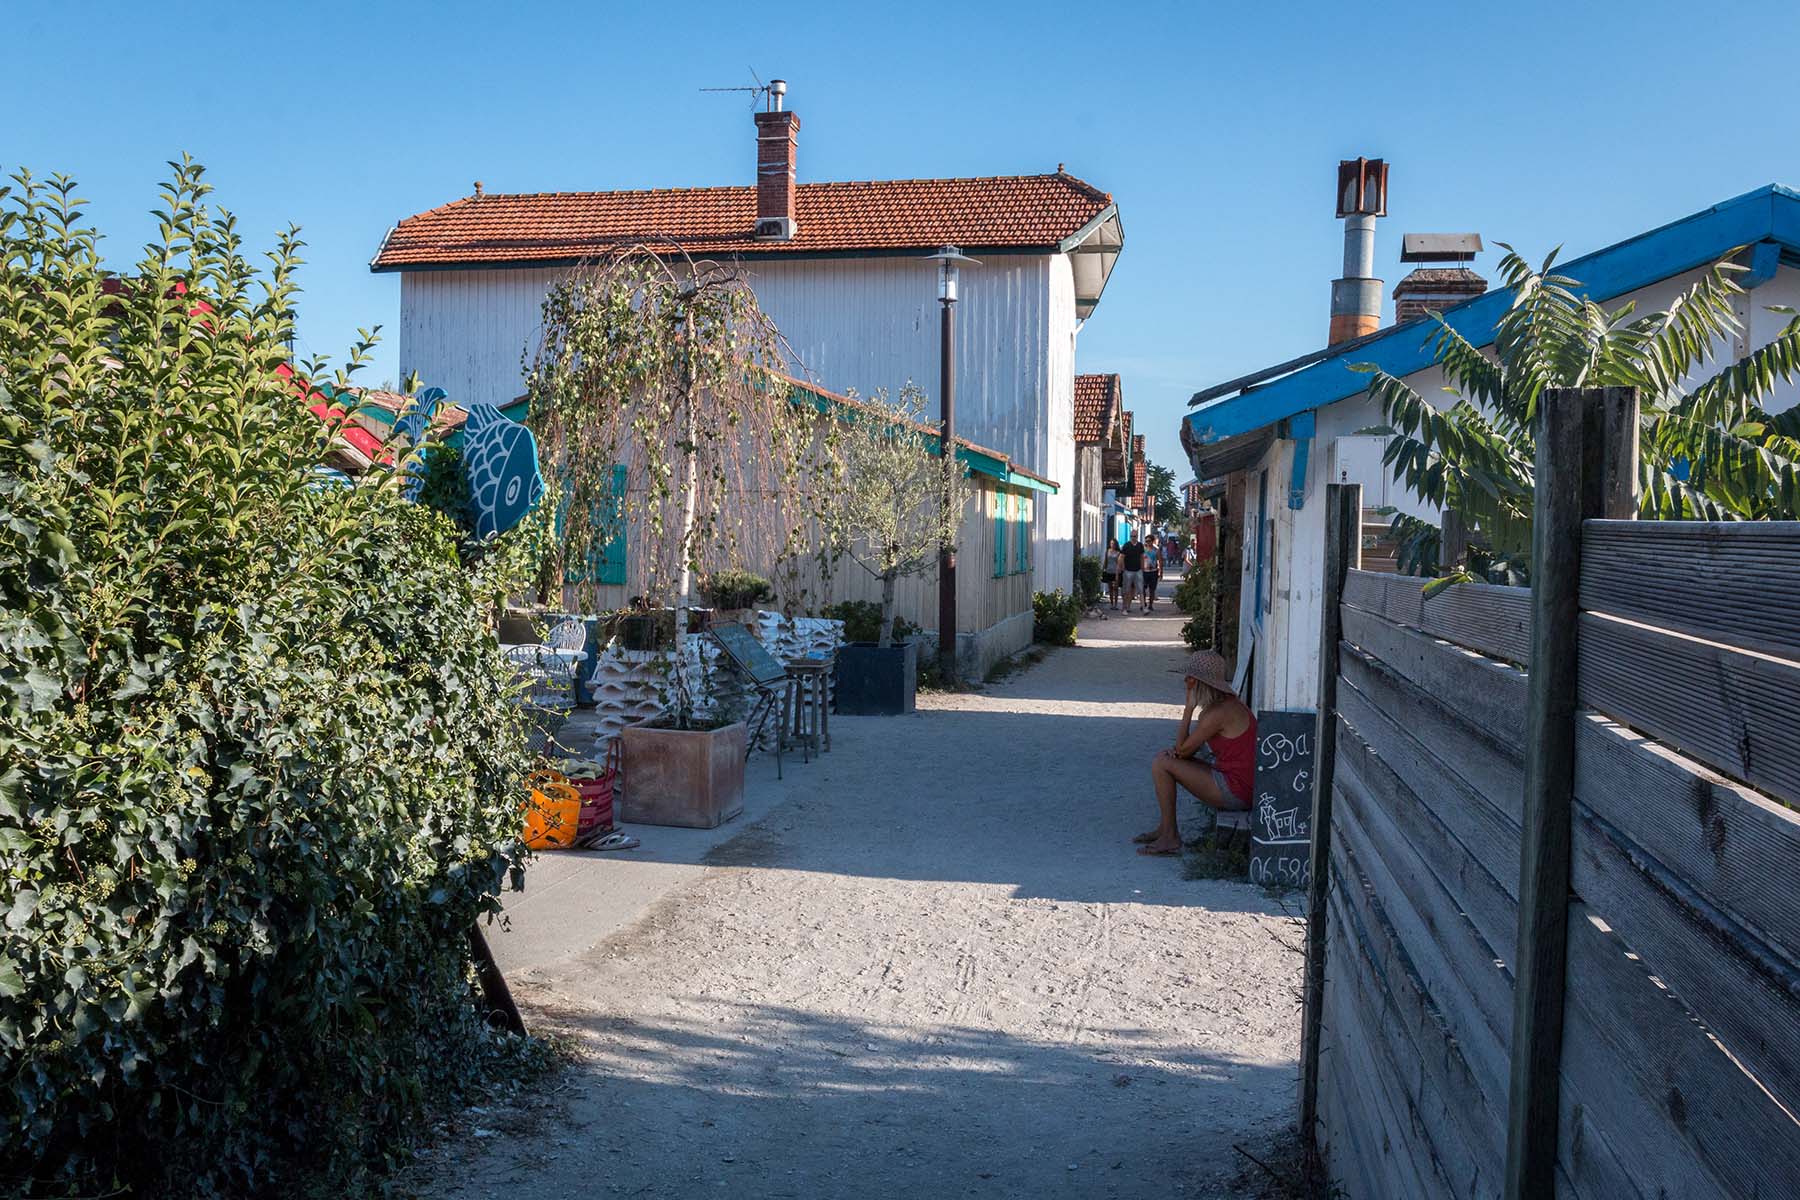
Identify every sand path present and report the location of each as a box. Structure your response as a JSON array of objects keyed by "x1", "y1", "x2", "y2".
[{"x1": 416, "y1": 582, "x2": 1302, "y2": 1198}]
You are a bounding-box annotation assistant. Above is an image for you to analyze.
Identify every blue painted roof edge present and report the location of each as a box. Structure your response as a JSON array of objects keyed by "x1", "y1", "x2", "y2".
[{"x1": 1185, "y1": 184, "x2": 1800, "y2": 446}]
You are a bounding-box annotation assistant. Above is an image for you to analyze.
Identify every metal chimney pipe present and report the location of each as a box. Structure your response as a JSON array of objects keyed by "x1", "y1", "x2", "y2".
[{"x1": 1330, "y1": 158, "x2": 1388, "y2": 345}]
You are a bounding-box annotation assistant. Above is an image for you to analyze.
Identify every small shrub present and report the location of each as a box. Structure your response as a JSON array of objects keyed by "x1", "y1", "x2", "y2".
[
  {"x1": 824, "y1": 599, "x2": 920, "y2": 645},
  {"x1": 1033, "y1": 589, "x2": 1083, "y2": 646},
  {"x1": 1074, "y1": 554, "x2": 1104, "y2": 607},
  {"x1": 1181, "y1": 613, "x2": 1213, "y2": 650},
  {"x1": 1173, "y1": 564, "x2": 1215, "y2": 614},
  {"x1": 700, "y1": 568, "x2": 774, "y2": 610}
]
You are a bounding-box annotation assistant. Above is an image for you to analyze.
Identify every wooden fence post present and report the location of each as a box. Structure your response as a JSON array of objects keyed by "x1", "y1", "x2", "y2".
[
  {"x1": 1441, "y1": 509, "x2": 1467, "y2": 573},
  {"x1": 1299, "y1": 482, "x2": 1362, "y2": 1167},
  {"x1": 1504, "y1": 386, "x2": 1636, "y2": 1196}
]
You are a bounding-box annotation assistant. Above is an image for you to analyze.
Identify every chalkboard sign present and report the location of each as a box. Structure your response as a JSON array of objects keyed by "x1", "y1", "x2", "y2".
[
  {"x1": 708, "y1": 623, "x2": 788, "y2": 687},
  {"x1": 1247, "y1": 709, "x2": 1316, "y2": 888}
]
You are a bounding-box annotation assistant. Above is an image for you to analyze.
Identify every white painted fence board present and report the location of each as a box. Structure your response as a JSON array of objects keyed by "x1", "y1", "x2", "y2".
[{"x1": 1577, "y1": 611, "x2": 1800, "y2": 807}]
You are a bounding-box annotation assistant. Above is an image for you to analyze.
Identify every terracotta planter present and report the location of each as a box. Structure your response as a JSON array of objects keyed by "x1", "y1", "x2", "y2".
[{"x1": 618, "y1": 719, "x2": 746, "y2": 828}]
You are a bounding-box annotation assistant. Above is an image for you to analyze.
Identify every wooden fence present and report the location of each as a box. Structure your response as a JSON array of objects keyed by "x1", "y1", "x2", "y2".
[{"x1": 1300, "y1": 398, "x2": 1800, "y2": 1197}]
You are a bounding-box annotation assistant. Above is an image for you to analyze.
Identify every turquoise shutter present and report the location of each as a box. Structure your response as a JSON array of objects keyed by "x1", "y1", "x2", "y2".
[
  {"x1": 1016, "y1": 495, "x2": 1032, "y2": 574},
  {"x1": 563, "y1": 464, "x2": 628, "y2": 584},
  {"x1": 993, "y1": 490, "x2": 1009, "y2": 578}
]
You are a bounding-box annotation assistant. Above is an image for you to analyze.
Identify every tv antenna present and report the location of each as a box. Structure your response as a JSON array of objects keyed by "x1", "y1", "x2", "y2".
[{"x1": 701, "y1": 70, "x2": 786, "y2": 112}]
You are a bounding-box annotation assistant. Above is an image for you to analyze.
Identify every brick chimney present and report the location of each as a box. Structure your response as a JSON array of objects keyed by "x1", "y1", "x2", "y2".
[
  {"x1": 1393, "y1": 233, "x2": 1486, "y2": 323},
  {"x1": 753, "y1": 80, "x2": 798, "y2": 240}
]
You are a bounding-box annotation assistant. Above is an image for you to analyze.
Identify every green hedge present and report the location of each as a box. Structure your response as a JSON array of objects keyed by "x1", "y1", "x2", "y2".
[
  {"x1": 1032, "y1": 590, "x2": 1083, "y2": 646},
  {"x1": 1073, "y1": 554, "x2": 1103, "y2": 607},
  {"x1": 1, "y1": 162, "x2": 536, "y2": 1195},
  {"x1": 1172, "y1": 564, "x2": 1214, "y2": 614}
]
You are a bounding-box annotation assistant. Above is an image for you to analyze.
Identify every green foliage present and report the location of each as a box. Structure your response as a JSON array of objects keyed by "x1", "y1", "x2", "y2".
[
  {"x1": 1172, "y1": 564, "x2": 1214, "y2": 614},
  {"x1": 1074, "y1": 554, "x2": 1103, "y2": 607},
  {"x1": 1357, "y1": 246, "x2": 1800, "y2": 578},
  {"x1": 1147, "y1": 462, "x2": 1181, "y2": 522},
  {"x1": 818, "y1": 385, "x2": 971, "y2": 647},
  {"x1": 1180, "y1": 614, "x2": 1213, "y2": 650},
  {"x1": 823, "y1": 599, "x2": 919, "y2": 645},
  {"x1": 1, "y1": 161, "x2": 535, "y2": 1196},
  {"x1": 700, "y1": 568, "x2": 773, "y2": 611},
  {"x1": 1032, "y1": 590, "x2": 1083, "y2": 647}
]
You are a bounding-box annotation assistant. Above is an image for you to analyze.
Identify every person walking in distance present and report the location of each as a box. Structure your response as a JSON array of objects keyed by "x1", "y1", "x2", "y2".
[
  {"x1": 1141, "y1": 534, "x2": 1163, "y2": 613},
  {"x1": 1119, "y1": 533, "x2": 1146, "y2": 615},
  {"x1": 1102, "y1": 541, "x2": 1123, "y2": 610}
]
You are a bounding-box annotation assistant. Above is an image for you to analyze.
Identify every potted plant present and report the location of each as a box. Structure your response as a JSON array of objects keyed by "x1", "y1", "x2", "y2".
[
  {"x1": 525, "y1": 249, "x2": 827, "y2": 825},
  {"x1": 700, "y1": 568, "x2": 774, "y2": 627},
  {"x1": 820, "y1": 385, "x2": 970, "y2": 715}
]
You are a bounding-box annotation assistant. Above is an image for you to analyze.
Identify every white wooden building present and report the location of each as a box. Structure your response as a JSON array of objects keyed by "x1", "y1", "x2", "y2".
[
  {"x1": 372, "y1": 94, "x2": 1123, "y2": 601},
  {"x1": 1183, "y1": 184, "x2": 1800, "y2": 713}
]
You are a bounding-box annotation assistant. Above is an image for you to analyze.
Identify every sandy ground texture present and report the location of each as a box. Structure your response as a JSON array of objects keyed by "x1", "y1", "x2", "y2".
[{"x1": 408, "y1": 581, "x2": 1305, "y2": 1199}]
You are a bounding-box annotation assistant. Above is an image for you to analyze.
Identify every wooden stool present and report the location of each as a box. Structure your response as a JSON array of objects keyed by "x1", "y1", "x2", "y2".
[{"x1": 783, "y1": 658, "x2": 833, "y2": 763}]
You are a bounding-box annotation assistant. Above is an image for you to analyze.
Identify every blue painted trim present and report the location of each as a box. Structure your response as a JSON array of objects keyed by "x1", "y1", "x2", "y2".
[
  {"x1": 1284, "y1": 411, "x2": 1314, "y2": 510},
  {"x1": 1185, "y1": 185, "x2": 1800, "y2": 447},
  {"x1": 1745, "y1": 240, "x2": 1783, "y2": 289}
]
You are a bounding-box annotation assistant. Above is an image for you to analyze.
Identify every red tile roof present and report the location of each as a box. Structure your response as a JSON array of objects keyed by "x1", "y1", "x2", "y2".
[
  {"x1": 372, "y1": 173, "x2": 1114, "y2": 270},
  {"x1": 1074, "y1": 373, "x2": 1121, "y2": 443},
  {"x1": 1130, "y1": 435, "x2": 1148, "y2": 510}
]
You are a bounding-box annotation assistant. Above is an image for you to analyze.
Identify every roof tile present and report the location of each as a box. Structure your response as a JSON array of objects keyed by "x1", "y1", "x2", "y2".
[
  {"x1": 373, "y1": 174, "x2": 1114, "y2": 269},
  {"x1": 1074, "y1": 372, "x2": 1121, "y2": 443}
]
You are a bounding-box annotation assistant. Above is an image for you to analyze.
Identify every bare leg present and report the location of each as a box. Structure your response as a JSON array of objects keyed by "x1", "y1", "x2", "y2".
[{"x1": 1140, "y1": 754, "x2": 1245, "y2": 855}]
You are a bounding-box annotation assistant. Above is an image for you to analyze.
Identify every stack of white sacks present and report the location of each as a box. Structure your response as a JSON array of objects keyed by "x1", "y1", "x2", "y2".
[{"x1": 579, "y1": 613, "x2": 843, "y2": 756}]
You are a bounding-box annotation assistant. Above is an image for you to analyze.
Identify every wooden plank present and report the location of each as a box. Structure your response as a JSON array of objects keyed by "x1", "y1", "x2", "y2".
[
  {"x1": 1581, "y1": 519, "x2": 1800, "y2": 664},
  {"x1": 1571, "y1": 799, "x2": 1800, "y2": 1118},
  {"x1": 1575, "y1": 711, "x2": 1800, "y2": 970},
  {"x1": 1382, "y1": 570, "x2": 1426, "y2": 628},
  {"x1": 1334, "y1": 708, "x2": 1519, "y2": 966},
  {"x1": 1559, "y1": 902, "x2": 1800, "y2": 1200},
  {"x1": 1339, "y1": 644, "x2": 1525, "y2": 824},
  {"x1": 1301, "y1": 483, "x2": 1359, "y2": 1158},
  {"x1": 1342, "y1": 567, "x2": 1387, "y2": 615},
  {"x1": 1578, "y1": 611, "x2": 1800, "y2": 808},
  {"x1": 1334, "y1": 761, "x2": 1513, "y2": 1107},
  {"x1": 1320, "y1": 945, "x2": 1444, "y2": 1200},
  {"x1": 1505, "y1": 384, "x2": 1596, "y2": 1200},
  {"x1": 1339, "y1": 605, "x2": 1529, "y2": 761},
  {"x1": 1418, "y1": 581, "x2": 1534, "y2": 667},
  {"x1": 1326, "y1": 875, "x2": 1505, "y2": 1197}
]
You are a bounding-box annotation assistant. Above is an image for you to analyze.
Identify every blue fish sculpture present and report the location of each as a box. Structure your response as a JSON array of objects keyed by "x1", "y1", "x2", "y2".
[
  {"x1": 463, "y1": 402, "x2": 545, "y2": 540},
  {"x1": 395, "y1": 386, "x2": 445, "y2": 502}
]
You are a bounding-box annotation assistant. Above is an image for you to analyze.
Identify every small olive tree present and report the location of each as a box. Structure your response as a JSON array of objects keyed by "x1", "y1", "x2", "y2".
[{"x1": 821, "y1": 385, "x2": 971, "y2": 647}]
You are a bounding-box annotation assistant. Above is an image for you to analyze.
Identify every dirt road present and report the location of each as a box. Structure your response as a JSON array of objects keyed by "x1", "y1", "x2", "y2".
[{"x1": 414, "y1": 589, "x2": 1303, "y2": 1198}]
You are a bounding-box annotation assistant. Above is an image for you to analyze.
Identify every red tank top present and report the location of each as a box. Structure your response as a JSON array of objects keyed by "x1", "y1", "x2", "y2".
[{"x1": 1208, "y1": 711, "x2": 1258, "y2": 804}]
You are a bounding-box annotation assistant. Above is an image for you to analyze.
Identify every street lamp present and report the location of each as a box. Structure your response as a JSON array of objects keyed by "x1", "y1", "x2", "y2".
[{"x1": 924, "y1": 245, "x2": 979, "y2": 683}]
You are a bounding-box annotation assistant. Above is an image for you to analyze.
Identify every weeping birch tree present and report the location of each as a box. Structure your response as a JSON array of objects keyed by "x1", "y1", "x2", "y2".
[
  {"x1": 523, "y1": 248, "x2": 828, "y2": 716},
  {"x1": 1357, "y1": 247, "x2": 1800, "y2": 583}
]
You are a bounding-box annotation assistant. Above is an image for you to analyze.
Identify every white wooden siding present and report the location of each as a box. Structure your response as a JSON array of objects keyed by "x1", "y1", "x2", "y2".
[{"x1": 397, "y1": 252, "x2": 1084, "y2": 593}]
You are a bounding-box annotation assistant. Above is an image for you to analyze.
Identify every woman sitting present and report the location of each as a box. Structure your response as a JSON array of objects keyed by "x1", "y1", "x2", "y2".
[{"x1": 1136, "y1": 650, "x2": 1257, "y2": 856}]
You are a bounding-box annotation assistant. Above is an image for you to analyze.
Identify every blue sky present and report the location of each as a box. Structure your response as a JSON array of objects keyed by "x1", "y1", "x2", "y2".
[{"x1": 8, "y1": 0, "x2": 1800, "y2": 474}]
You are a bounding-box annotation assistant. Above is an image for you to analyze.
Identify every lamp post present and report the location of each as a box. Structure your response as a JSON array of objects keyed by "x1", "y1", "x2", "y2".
[{"x1": 925, "y1": 245, "x2": 979, "y2": 683}]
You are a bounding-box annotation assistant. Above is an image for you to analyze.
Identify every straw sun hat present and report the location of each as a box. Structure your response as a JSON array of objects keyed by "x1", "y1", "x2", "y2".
[{"x1": 1168, "y1": 649, "x2": 1236, "y2": 695}]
